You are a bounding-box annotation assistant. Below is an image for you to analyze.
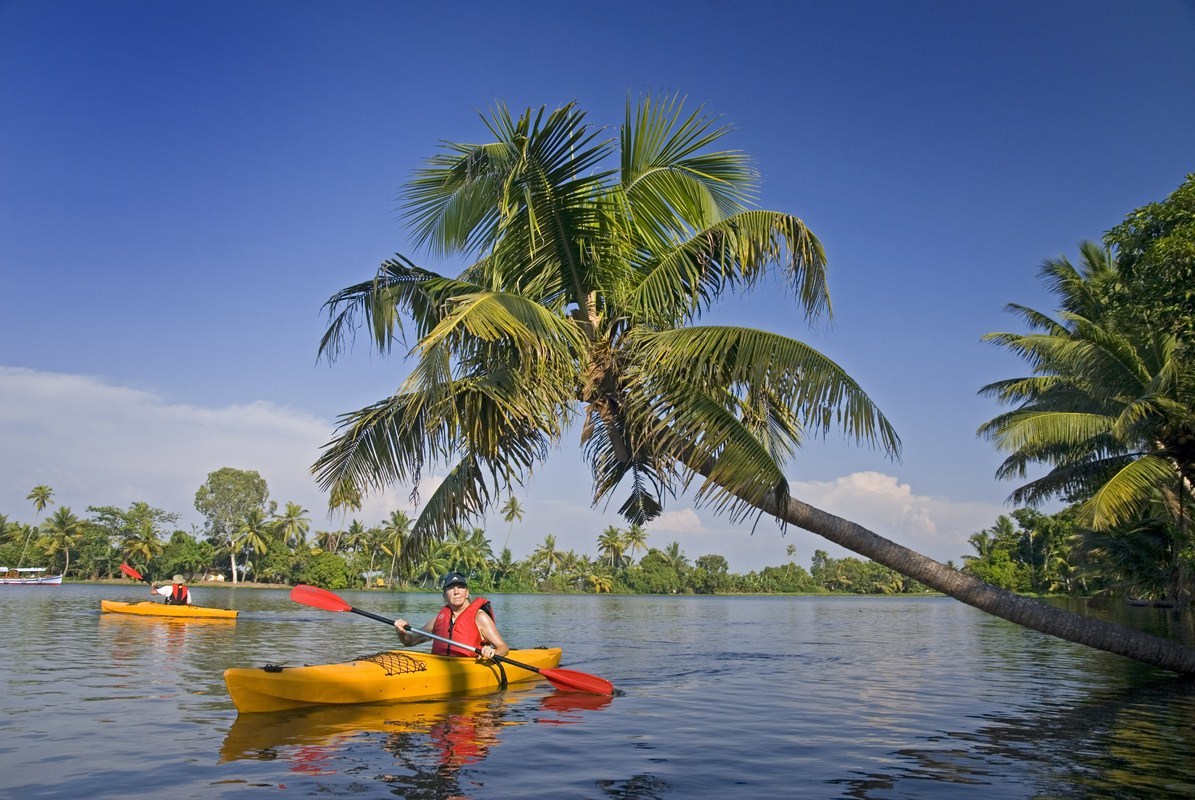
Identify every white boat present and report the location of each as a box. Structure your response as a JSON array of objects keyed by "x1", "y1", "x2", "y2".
[{"x1": 0, "y1": 567, "x2": 64, "y2": 585}]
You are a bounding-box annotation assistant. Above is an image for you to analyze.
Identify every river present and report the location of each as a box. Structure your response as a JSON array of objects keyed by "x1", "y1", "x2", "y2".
[{"x1": 2, "y1": 584, "x2": 1195, "y2": 798}]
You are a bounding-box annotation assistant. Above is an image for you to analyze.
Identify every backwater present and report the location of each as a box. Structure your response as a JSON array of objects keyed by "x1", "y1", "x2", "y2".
[{"x1": 2, "y1": 584, "x2": 1195, "y2": 799}]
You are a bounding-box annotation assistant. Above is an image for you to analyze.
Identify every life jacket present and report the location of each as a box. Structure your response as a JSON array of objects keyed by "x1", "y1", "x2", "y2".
[
  {"x1": 167, "y1": 584, "x2": 189, "y2": 605},
  {"x1": 431, "y1": 597, "x2": 494, "y2": 657}
]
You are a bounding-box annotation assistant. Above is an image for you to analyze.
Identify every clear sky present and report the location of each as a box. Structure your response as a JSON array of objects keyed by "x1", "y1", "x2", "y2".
[{"x1": 2, "y1": 0, "x2": 1193, "y2": 572}]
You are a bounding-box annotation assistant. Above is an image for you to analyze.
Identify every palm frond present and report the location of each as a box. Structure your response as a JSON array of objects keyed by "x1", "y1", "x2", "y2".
[
  {"x1": 630, "y1": 210, "x2": 828, "y2": 326},
  {"x1": 1082, "y1": 455, "x2": 1181, "y2": 529},
  {"x1": 630, "y1": 326, "x2": 900, "y2": 456}
]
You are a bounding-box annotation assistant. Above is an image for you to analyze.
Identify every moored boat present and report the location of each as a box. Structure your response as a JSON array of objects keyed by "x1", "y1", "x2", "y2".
[
  {"x1": 100, "y1": 599, "x2": 238, "y2": 619},
  {"x1": 224, "y1": 646, "x2": 563, "y2": 713},
  {"x1": 0, "y1": 567, "x2": 63, "y2": 585}
]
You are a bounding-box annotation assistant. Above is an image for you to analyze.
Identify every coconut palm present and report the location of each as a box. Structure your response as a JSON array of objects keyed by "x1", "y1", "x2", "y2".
[
  {"x1": 276, "y1": 502, "x2": 311, "y2": 550},
  {"x1": 381, "y1": 510, "x2": 412, "y2": 587},
  {"x1": 597, "y1": 525, "x2": 625, "y2": 569},
  {"x1": 499, "y1": 496, "x2": 524, "y2": 550},
  {"x1": 622, "y1": 524, "x2": 649, "y2": 565},
  {"x1": 40, "y1": 506, "x2": 82, "y2": 578},
  {"x1": 20, "y1": 485, "x2": 54, "y2": 567},
  {"x1": 438, "y1": 525, "x2": 492, "y2": 579},
  {"x1": 980, "y1": 243, "x2": 1195, "y2": 606},
  {"x1": 120, "y1": 502, "x2": 168, "y2": 565},
  {"x1": 234, "y1": 508, "x2": 273, "y2": 581},
  {"x1": 315, "y1": 98, "x2": 1195, "y2": 672},
  {"x1": 530, "y1": 534, "x2": 562, "y2": 579},
  {"x1": 661, "y1": 541, "x2": 690, "y2": 573}
]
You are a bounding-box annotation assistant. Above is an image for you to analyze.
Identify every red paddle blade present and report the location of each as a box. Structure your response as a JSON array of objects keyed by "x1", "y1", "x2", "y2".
[
  {"x1": 290, "y1": 583, "x2": 353, "y2": 613},
  {"x1": 540, "y1": 667, "x2": 617, "y2": 696},
  {"x1": 120, "y1": 563, "x2": 144, "y2": 582}
]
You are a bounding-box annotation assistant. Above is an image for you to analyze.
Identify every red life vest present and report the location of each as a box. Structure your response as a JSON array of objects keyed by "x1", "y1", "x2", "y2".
[
  {"x1": 167, "y1": 584, "x2": 189, "y2": 605},
  {"x1": 431, "y1": 597, "x2": 493, "y2": 657}
]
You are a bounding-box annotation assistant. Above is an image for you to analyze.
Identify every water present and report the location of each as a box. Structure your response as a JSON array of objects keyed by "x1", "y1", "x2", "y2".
[{"x1": 2, "y1": 585, "x2": 1195, "y2": 799}]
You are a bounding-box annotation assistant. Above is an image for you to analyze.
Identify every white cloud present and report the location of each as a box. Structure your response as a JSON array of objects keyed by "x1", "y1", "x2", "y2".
[
  {"x1": 3, "y1": 367, "x2": 351, "y2": 530},
  {"x1": 2, "y1": 367, "x2": 1004, "y2": 573}
]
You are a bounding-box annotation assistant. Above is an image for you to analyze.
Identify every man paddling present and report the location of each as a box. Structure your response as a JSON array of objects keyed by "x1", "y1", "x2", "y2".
[
  {"x1": 151, "y1": 574, "x2": 192, "y2": 605},
  {"x1": 395, "y1": 572, "x2": 509, "y2": 661}
]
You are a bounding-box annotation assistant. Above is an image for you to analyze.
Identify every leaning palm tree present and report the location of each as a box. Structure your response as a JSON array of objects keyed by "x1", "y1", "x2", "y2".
[
  {"x1": 980, "y1": 243, "x2": 1195, "y2": 607},
  {"x1": 314, "y1": 97, "x2": 1195, "y2": 672}
]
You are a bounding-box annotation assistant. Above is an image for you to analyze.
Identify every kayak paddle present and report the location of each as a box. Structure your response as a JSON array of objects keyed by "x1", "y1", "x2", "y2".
[
  {"x1": 290, "y1": 583, "x2": 618, "y2": 696},
  {"x1": 120, "y1": 563, "x2": 152, "y2": 584}
]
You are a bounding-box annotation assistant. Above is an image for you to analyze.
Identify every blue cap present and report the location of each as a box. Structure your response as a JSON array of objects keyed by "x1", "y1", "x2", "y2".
[{"x1": 440, "y1": 571, "x2": 468, "y2": 589}]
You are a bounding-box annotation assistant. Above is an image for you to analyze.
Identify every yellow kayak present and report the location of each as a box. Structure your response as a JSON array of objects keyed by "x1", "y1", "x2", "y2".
[
  {"x1": 224, "y1": 647, "x2": 563, "y2": 713},
  {"x1": 100, "y1": 599, "x2": 238, "y2": 619}
]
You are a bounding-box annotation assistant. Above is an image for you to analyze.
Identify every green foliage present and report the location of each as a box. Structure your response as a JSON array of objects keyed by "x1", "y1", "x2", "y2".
[
  {"x1": 1105, "y1": 173, "x2": 1195, "y2": 340},
  {"x1": 194, "y1": 468, "x2": 270, "y2": 537},
  {"x1": 623, "y1": 549, "x2": 683, "y2": 594},
  {"x1": 295, "y1": 551, "x2": 357, "y2": 590}
]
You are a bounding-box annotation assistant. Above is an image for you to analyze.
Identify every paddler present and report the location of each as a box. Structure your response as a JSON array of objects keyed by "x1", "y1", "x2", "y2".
[
  {"x1": 151, "y1": 573, "x2": 192, "y2": 605},
  {"x1": 395, "y1": 571, "x2": 509, "y2": 661}
]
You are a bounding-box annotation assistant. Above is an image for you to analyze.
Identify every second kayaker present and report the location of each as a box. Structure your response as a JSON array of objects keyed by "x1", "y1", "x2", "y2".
[
  {"x1": 151, "y1": 574, "x2": 192, "y2": 605},
  {"x1": 395, "y1": 571, "x2": 510, "y2": 661}
]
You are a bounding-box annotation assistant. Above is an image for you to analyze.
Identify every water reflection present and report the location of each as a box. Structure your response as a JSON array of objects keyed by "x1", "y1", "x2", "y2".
[{"x1": 221, "y1": 687, "x2": 614, "y2": 797}]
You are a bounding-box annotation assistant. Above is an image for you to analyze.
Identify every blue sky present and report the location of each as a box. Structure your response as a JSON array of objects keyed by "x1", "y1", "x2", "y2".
[{"x1": 2, "y1": 0, "x2": 1193, "y2": 572}]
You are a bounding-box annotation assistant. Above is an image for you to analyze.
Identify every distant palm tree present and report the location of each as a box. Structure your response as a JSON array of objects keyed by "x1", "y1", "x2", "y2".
[
  {"x1": 597, "y1": 525, "x2": 625, "y2": 569},
  {"x1": 41, "y1": 506, "x2": 82, "y2": 578},
  {"x1": 622, "y1": 524, "x2": 648, "y2": 565},
  {"x1": 234, "y1": 508, "x2": 273, "y2": 581},
  {"x1": 276, "y1": 502, "x2": 311, "y2": 550},
  {"x1": 121, "y1": 502, "x2": 167, "y2": 565},
  {"x1": 20, "y1": 485, "x2": 54, "y2": 567},
  {"x1": 381, "y1": 510, "x2": 412, "y2": 587},
  {"x1": 438, "y1": 525, "x2": 492, "y2": 579},
  {"x1": 27, "y1": 485, "x2": 54, "y2": 516},
  {"x1": 662, "y1": 541, "x2": 690, "y2": 572},
  {"x1": 326, "y1": 480, "x2": 362, "y2": 553},
  {"x1": 500, "y1": 496, "x2": 524, "y2": 549},
  {"x1": 530, "y1": 534, "x2": 562, "y2": 579}
]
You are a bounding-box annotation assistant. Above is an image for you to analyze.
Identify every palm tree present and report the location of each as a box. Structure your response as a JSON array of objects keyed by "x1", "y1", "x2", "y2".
[
  {"x1": 121, "y1": 501, "x2": 167, "y2": 565},
  {"x1": 530, "y1": 534, "x2": 562, "y2": 580},
  {"x1": 381, "y1": 510, "x2": 412, "y2": 587},
  {"x1": 313, "y1": 98, "x2": 1195, "y2": 673},
  {"x1": 438, "y1": 525, "x2": 493, "y2": 579},
  {"x1": 980, "y1": 243, "x2": 1195, "y2": 607},
  {"x1": 20, "y1": 485, "x2": 54, "y2": 567},
  {"x1": 234, "y1": 508, "x2": 272, "y2": 581},
  {"x1": 276, "y1": 502, "x2": 311, "y2": 550},
  {"x1": 326, "y1": 479, "x2": 362, "y2": 554},
  {"x1": 499, "y1": 496, "x2": 524, "y2": 550},
  {"x1": 662, "y1": 541, "x2": 690, "y2": 573},
  {"x1": 597, "y1": 525, "x2": 625, "y2": 569},
  {"x1": 41, "y1": 506, "x2": 82, "y2": 578},
  {"x1": 622, "y1": 524, "x2": 648, "y2": 566}
]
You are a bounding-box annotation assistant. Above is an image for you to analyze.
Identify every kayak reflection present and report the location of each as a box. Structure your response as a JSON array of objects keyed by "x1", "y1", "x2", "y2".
[{"x1": 220, "y1": 687, "x2": 613, "y2": 767}]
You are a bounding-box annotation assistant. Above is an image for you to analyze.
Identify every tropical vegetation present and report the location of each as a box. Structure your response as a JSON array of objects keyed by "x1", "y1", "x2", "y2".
[{"x1": 308, "y1": 96, "x2": 1195, "y2": 672}]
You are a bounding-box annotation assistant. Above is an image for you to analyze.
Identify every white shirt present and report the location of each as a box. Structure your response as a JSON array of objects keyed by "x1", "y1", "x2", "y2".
[{"x1": 154, "y1": 584, "x2": 191, "y2": 603}]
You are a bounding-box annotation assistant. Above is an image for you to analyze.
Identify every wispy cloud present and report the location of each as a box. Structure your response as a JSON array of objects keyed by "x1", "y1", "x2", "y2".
[{"x1": 2, "y1": 366, "x2": 1002, "y2": 571}]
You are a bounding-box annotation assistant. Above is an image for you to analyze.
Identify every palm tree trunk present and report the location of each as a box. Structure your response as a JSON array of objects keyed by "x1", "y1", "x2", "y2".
[
  {"x1": 699, "y1": 461, "x2": 1195, "y2": 673},
  {"x1": 774, "y1": 493, "x2": 1195, "y2": 673}
]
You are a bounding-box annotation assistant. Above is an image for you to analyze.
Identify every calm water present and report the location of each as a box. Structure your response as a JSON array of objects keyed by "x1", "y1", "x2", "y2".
[{"x1": 3, "y1": 585, "x2": 1195, "y2": 799}]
